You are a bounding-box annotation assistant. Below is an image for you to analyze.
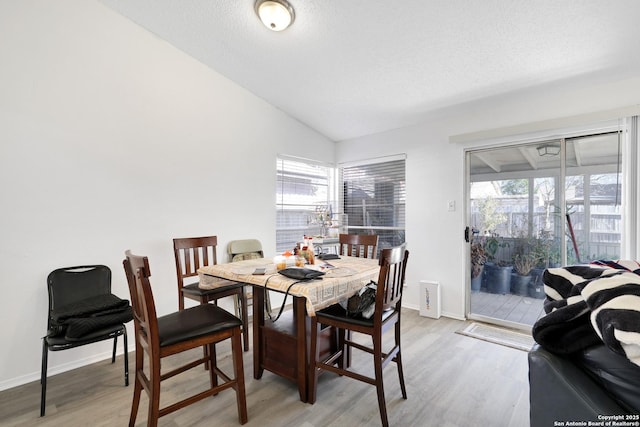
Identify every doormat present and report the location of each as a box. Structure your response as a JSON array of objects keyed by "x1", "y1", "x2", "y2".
[{"x1": 456, "y1": 322, "x2": 535, "y2": 352}]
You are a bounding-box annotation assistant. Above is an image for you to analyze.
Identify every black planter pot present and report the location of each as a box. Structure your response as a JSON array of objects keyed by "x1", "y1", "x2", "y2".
[
  {"x1": 510, "y1": 273, "x2": 532, "y2": 296},
  {"x1": 485, "y1": 264, "x2": 513, "y2": 295},
  {"x1": 480, "y1": 262, "x2": 493, "y2": 291},
  {"x1": 528, "y1": 282, "x2": 546, "y2": 299},
  {"x1": 528, "y1": 267, "x2": 547, "y2": 299},
  {"x1": 531, "y1": 267, "x2": 545, "y2": 283},
  {"x1": 471, "y1": 265, "x2": 484, "y2": 292}
]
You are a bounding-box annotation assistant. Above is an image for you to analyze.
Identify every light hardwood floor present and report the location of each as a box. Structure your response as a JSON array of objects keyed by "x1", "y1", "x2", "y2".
[{"x1": 0, "y1": 310, "x2": 531, "y2": 427}]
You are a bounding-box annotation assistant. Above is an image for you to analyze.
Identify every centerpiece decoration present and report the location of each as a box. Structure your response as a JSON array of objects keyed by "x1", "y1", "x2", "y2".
[{"x1": 309, "y1": 205, "x2": 333, "y2": 238}]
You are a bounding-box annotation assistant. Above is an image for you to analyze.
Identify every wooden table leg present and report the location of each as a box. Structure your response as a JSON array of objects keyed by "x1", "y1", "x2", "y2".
[
  {"x1": 252, "y1": 287, "x2": 308, "y2": 402},
  {"x1": 293, "y1": 296, "x2": 308, "y2": 403},
  {"x1": 253, "y1": 285, "x2": 264, "y2": 379}
]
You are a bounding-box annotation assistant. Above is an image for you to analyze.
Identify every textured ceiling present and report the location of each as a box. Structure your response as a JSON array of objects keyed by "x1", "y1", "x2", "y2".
[{"x1": 99, "y1": 0, "x2": 640, "y2": 141}]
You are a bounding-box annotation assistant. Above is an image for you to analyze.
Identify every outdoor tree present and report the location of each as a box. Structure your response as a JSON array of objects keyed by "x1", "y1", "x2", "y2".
[
  {"x1": 478, "y1": 196, "x2": 506, "y2": 234},
  {"x1": 501, "y1": 179, "x2": 528, "y2": 195}
]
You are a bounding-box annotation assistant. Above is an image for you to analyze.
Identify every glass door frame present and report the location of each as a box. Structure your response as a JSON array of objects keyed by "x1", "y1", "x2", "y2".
[{"x1": 464, "y1": 121, "x2": 630, "y2": 331}]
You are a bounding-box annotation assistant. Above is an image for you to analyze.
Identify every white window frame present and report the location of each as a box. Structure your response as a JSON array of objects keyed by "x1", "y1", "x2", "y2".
[
  {"x1": 339, "y1": 154, "x2": 407, "y2": 252},
  {"x1": 275, "y1": 155, "x2": 336, "y2": 253}
]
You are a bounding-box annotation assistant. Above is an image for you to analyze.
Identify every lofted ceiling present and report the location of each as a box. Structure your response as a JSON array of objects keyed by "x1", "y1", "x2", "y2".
[{"x1": 99, "y1": 0, "x2": 640, "y2": 142}]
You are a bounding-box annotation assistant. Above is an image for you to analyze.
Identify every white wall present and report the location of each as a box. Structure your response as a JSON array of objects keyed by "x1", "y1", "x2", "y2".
[
  {"x1": 0, "y1": 0, "x2": 335, "y2": 390},
  {"x1": 337, "y1": 75, "x2": 640, "y2": 320},
  {"x1": 337, "y1": 124, "x2": 466, "y2": 319}
]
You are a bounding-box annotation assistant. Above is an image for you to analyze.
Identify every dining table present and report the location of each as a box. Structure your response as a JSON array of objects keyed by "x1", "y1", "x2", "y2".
[{"x1": 198, "y1": 255, "x2": 380, "y2": 402}]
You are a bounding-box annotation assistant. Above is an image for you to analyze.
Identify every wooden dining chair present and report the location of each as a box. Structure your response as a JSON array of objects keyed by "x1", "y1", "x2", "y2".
[
  {"x1": 308, "y1": 245, "x2": 409, "y2": 427},
  {"x1": 338, "y1": 233, "x2": 379, "y2": 365},
  {"x1": 123, "y1": 250, "x2": 247, "y2": 427},
  {"x1": 227, "y1": 238, "x2": 271, "y2": 313},
  {"x1": 338, "y1": 233, "x2": 379, "y2": 259},
  {"x1": 173, "y1": 236, "x2": 249, "y2": 351}
]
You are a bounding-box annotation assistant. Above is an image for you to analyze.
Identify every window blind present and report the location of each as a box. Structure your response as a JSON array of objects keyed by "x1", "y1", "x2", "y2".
[
  {"x1": 340, "y1": 156, "x2": 406, "y2": 251},
  {"x1": 276, "y1": 156, "x2": 333, "y2": 253}
]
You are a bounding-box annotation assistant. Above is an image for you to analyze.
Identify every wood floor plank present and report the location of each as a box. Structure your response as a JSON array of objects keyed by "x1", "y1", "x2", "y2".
[{"x1": 0, "y1": 310, "x2": 531, "y2": 427}]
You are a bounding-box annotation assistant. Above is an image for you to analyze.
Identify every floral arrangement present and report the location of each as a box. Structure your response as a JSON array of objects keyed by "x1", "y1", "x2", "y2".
[{"x1": 309, "y1": 205, "x2": 333, "y2": 237}]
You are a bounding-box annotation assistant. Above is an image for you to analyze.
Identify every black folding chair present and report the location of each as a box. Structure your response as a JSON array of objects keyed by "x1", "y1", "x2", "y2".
[{"x1": 41, "y1": 265, "x2": 130, "y2": 416}]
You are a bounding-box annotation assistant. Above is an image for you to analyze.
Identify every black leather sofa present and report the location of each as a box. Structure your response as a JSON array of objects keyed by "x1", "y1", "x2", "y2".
[{"x1": 529, "y1": 343, "x2": 640, "y2": 427}]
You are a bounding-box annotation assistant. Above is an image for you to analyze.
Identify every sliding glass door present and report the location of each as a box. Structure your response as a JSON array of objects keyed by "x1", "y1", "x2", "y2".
[{"x1": 466, "y1": 131, "x2": 623, "y2": 329}]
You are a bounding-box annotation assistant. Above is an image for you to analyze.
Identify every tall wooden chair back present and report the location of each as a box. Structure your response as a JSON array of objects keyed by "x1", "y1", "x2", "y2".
[
  {"x1": 338, "y1": 233, "x2": 379, "y2": 259},
  {"x1": 376, "y1": 245, "x2": 408, "y2": 312},
  {"x1": 173, "y1": 235, "x2": 249, "y2": 351}
]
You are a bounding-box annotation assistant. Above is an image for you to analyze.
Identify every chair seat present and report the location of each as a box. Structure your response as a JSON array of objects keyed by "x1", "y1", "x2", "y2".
[
  {"x1": 316, "y1": 302, "x2": 397, "y2": 327},
  {"x1": 181, "y1": 281, "x2": 243, "y2": 296},
  {"x1": 45, "y1": 323, "x2": 125, "y2": 347},
  {"x1": 158, "y1": 304, "x2": 242, "y2": 347}
]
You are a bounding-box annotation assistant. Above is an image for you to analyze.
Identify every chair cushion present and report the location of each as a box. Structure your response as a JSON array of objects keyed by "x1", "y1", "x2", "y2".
[
  {"x1": 157, "y1": 304, "x2": 242, "y2": 347},
  {"x1": 46, "y1": 323, "x2": 125, "y2": 348},
  {"x1": 183, "y1": 281, "x2": 243, "y2": 294},
  {"x1": 51, "y1": 293, "x2": 129, "y2": 322},
  {"x1": 49, "y1": 293, "x2": 133, "y2": 340},
  {"x1": 316, "y1": 302, "x2": 396, "y2": 327},
  {"x1": 63, "y1": 307, "x2": 133, "y2": 340},
  {"x1": 231, "y1": 252, "x2": 261, "y2": 262}
]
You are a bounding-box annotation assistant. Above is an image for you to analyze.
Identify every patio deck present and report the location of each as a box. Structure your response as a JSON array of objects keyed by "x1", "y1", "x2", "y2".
[{"x1": 470, "y1": 290, "x2": 545, "y2": 326}]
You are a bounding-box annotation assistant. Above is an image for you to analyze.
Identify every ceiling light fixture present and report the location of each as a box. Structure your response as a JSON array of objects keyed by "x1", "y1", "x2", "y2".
[
  {"x1": 537, "y1": 144, "x2": 561, "y2": 157},
  {"x1": 255, "y1": 0, "x2": 295, "y2": 31}
]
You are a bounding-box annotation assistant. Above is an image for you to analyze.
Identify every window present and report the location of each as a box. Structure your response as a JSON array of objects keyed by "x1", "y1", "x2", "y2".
[
  {"x1": 340, "y1": 155, "x2": 406, "y2": 252},
  {"x1": 276, "y1": 156, "x2": 335, "y2": 253}
]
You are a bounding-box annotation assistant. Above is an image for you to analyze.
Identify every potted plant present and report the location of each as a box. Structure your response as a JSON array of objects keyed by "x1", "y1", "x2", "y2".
[
  {"x1": 511, "y1": 252, "x2": 537, "y2": 296},
  {"x1": 548, "y1": 247, "x2": 562, "y2": 268},
  {"x1": 482, "y1": 232, "x2": 512, "y2": 294},
  {"x1": 528, "y1": 231, "x2": 560, "y2": 298},
  {"x1": 528, "y1": 244, "x2": 559, "y2": 299},
  {"x1": 511, "y1": 231, "x2": 548, "y2": 296}
]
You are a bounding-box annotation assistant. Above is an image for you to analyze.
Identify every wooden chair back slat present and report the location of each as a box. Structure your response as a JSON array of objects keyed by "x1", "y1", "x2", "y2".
[
  {"x1": 376, "y1": 245, "x2": 408, "y2": 313},
  {"x1": 338, "y1": 233, "x2": 379, "y2": 259}
]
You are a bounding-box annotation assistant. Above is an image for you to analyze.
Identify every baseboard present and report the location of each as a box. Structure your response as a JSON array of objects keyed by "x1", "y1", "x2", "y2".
[
  {"x1": 0, "y1": 348, "x2": 128, "y2": 392},
  {"x1": 402, "y1": 303, "x2": 466, "y2": 321},
  {"x1": 441, "y1": 311, "x2": 467, "y2": 321}
]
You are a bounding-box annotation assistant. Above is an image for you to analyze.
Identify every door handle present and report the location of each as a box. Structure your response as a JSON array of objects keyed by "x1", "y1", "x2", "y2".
[{"x1": 464, "y1": 226, "x2": 470, "y2": 243}]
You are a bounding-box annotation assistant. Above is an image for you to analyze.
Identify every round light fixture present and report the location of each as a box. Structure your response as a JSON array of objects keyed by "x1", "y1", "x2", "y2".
[{"x1": 255, "y1": 0, "x2": 295, "y2": 31}]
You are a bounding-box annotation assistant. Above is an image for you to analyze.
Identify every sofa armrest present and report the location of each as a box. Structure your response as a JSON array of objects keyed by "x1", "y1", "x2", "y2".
[{"x1": 529, "y1": 345, "x2": 626, "y2": 427}]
